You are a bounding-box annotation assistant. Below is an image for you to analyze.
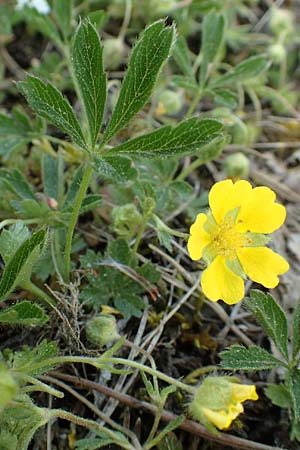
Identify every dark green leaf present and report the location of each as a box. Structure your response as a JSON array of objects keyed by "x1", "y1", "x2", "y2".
[
  {"x1": 18, "y1": 75, "x2": 87, "y2": 150},
  {"x1": 81, "y1": 194, "x2": 102, "y2": 213},
  {"x1": 0, "y1": 301, "x2": 48, "y2": 326},
  {"x1": 244, "y1": 290, "x2": 289, "y2": 361},
  {"x1": 220, "y1": 345, "x2": 285, "y2": 370},
  {"x1": 200, "y1": 12, "x2": 225, "y2": 88},
  {"x1": 101, "y1": 20, "x2": 176, "y2": 145},
  {"x1": 53, "y1": 0, "x2": 72, "y2": 39},
  {"x1": 73, "y1": 20, "x2": 106, "y2": 148},
  {"x1": 110, "y1": 118, "x2": 223, "y2": 158},
  {"x1": 87, "y1": 10, "x2": 107, "y2": 29},
  {"x1": 0, "y1": 230, "x2": 46, "y2": 302},
  {"x1": 265, "y1": 383, "x2": 291, "y2": 409},
  {"x1": 292, "y1": 302, "x2": 300, "y2": 361},
  {"x1": 288, "y1": 369, "x2": 300, "y2": 421},
  {"x1": 93, "y1": 156, "x2": 137, "y2": 181},
  {"x1": 211, "y1": 55, "x2": 269, "y2": 88}
]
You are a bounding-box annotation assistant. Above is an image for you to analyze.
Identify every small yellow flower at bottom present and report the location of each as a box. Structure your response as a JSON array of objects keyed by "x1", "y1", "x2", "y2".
[
  {"x1": 189, "y1": 376, "x2": 258, "y2": 432},
  {"x1": 187, "y1": 179, "x2": 289, "y2": 304}
]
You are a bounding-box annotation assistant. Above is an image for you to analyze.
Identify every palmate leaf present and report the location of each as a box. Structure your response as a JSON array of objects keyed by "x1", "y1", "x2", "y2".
[
  {"x1": 17, "y1": 75, "x2": 87, "y2": 151},
  {"x1": 244, "y1": 290, "x2": 289, "y2": 361},
  {"x1": 109, "y1": 118, "x2": 223, "y2": 158},
  {"x1": 73, "y1": 19, "x2": 106, "y2": 148},
  {"x1": 101, "y1": 20, "x2": 176, "y2": 145}
]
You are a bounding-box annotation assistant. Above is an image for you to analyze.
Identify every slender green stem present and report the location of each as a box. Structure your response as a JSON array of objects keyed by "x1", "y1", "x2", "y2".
[
  {"x1": 186, "y1": 88, "x2": 203, "y2": 117},
  {"x1": 133, "y1": 214, "x2": 150, "y2": 253},
  {"x1": 21, "y1": 280, "x2": 56, "y2": 307},
  {"x1": 19, "y1": 375, "x2": 64, "y2": 398},
  {"x1": 50, "y1": 409, "x2": 135, "y2": 450},
  {"x1": 64, "y1": 163, "x2": 93, "y2": 282},
  {"x1": 144, "y1": 404, "x2": 164, "y2": 449}
]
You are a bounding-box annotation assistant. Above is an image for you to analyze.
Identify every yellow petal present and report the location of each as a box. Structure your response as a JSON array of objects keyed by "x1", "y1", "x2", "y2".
[
  {"x1": 236, "y1": 186, "x2": 286, "y2": 233},
  {"x1": 202, "y1": 407, "x2": 233, "y2": 430},
  {"x1": 237, "y1": 247, "x2": 289, "y2": 288},
  {"x1": 209, "y1": 179, "x2": 252, "y2": 224},
  {"x1": 187, "y1": 213, "x2": 211, "y2": 260},
  {"x1": 201, "y1": 255, "x2": 245, "y2": 304},
  {"x1": 231, "y1": 384, "x2": 259, "y2": 403}
]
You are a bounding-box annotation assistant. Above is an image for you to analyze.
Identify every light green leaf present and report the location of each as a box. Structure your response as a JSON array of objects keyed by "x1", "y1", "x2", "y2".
[
  {"x1": 81, "y1": 194, "x2": 102, "y2": 213},
  {"x1": 0, "y1": 169, "x2": 36, "y2": 200},
  {"x1": 18, "y1": 75, "x2": 87, "y2": 150},
  {"x1": 244, "y1": 290, "x2": 289, "y2": 361},
  {"x1": 110, "y1": 118, "x2": 223, "y2": 158},
  {"x1": 53, "y1": 0, "x2": 72, "y2": 39},
  {"x1": 149, "y1": 416, "x2": 185, "y2": 448},
  {"x1": 172, "y1": 75, "x2": 199, "y2": 93},
  {"x1": 73, "y1": 19, "x2": 106, "y2": 148},
  {"x1": 157, "y1": 432, "x2": 183, "y2": 450},
  {"x1": 101, "y1": 20, "x2": 176, "y2": 145},
  {"x1": 0, "y1": 301, "x2": 48, "y2": 326},
  {"x1": 265, "y1": 383, "x2": 291, "y2": 409},
  {"x1": 288, "y1": 369, "x2": 300, "y2": 421},
  {"x1": 42, "y1": 154, "x2": 59, "y2": 201},
  {"x1": 220, "y1": 345, "x2": 285, "y2": 370},
  {"x1": 0, "y1": 222, "x2": 31, "y2": 264},
  {"x1": 211, "y1": 55, "x2": 269, "y2": 88},
  {"x1": 292, "y1": 301, "x2": 300, "y2": 361},
  {"x1": 208, "y1": 89, "x2": 238, "y2": 109},
  {"x1": 200, "y1": 12, "x2": 225, "y2": 88},
  {"x1": 172, "y1": 36, "x2": 193, "y2": 78},
  {"x1": 93, "y1": 156, "x2": 137, "y2": 181},
  {"x1": 0, "y1": 229, "x2": 46, "y2": 302}
]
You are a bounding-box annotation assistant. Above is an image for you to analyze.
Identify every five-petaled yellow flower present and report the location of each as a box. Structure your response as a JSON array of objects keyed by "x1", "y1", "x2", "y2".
[
  {"x1": 189, "y1": 376, "x2": 259, "y2": 431},
  {"x1": 187, "y1": 179, "x2": 289, "y2": 304}
]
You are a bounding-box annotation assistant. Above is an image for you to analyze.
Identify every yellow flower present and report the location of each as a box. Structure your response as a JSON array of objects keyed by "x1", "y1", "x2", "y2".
[
  {"x1": 189, "y1": 376, "x2": 258, "y2": 432},
  {"x1": 188, "y1": 179, "x2": 289, "y2": 304}
]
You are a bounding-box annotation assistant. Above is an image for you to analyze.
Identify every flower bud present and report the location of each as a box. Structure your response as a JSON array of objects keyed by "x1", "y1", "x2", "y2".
[
  {"x1": 156, "y1": 90, "x2": 183, "y2": 116},
  {"x1": 268, "y1": 43, "x2": 286, "y2": 64},
  {"x1": 224, "y1": 152, "x2": 250, "y2": 180},
  {"x1": 189, "y1": 376, "x2": 258, "y2": 432},
  {"x1": 103, "y1": 38, "x2": 125, "y2": 70},
  {"x1": 86, "y1": 314, "x2": 120, "y2": 347},
  {"x1": 112, "y1": 204, "x2": 143, "y2": 239},
  {"x1": 270, "y1": 8, "x2": 293, "y2": 36}
]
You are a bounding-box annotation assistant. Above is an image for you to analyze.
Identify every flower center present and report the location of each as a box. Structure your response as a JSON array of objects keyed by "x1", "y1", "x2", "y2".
[{"x1": 211, "y1": 219, "x2": 243, "y2": 258}]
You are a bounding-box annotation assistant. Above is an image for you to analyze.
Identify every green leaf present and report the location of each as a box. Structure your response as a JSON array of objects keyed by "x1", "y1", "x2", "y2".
[
  {"x1": 42, "y1": 154, "x2": 59, "y2": 201},
  {"x1": 18, "y1": 75, "x2": 87, "y2": 150},
  {"x1": 63, "y1": 165, "x2": 84, "y2": 209},
  {"x1": 172, "y1": 75, "x2": 199, "y2": 93},
  {"x1": 292, "y1": 301, "x2": 300, "y2": 361},
  {"x1": 220, "y1": 345, "x2": 285, "y2": 370},
  {"x1": 0, "y1": 169, "x2": 36, "y2": 200},
  {"x1": 244, "y1": 290, "x2": 289, "y2": 361},
  {"x1": 92, "y1": 156, "x2": 137, "y2": 181},
  {"x1": 81, "y1": 194, "x2": 102, "y2": 213},
  {"x1": 110, "y1": 118, "x2": 223, "y2": 158},
  {"x1": 265, "y1": 383, "x2": 291, "y2": 409},
  {"x1": 20, "y1": 7, "x2": 62, "y2": 46},
  {"x1": 12, "y1": 340, "x2": 59, "y2": 376},
  {"x1": 157, "y1": 432, "x2": 183, "y2": 450},
  {"x1": 0, "y1": 138, "x2": 29, "y2": 159},
  {"x1": 209, "y1": 89, "x2": 238, "y2": 109},
  {"x1": 149, "y1": 416, "x2": 185, "y2": 448},
  {"x1": 73, "y1": 19, "x2": 106, "y2": 148},
  {"x1": 0, "y1": 222, "x2": 31, "y2": 263},
  {"x1": 172, "y1": 36, "x2": 194, "y2": 78},
  {"x1": 0, "y1": 230, "x2": 46, "y2": 302},
  {"x1": 288, "y1": 369, "x2": 300, "y2": 422},
  {"x1": 200, "y1": 12, "x2": 225, "y2": 88},
  {"x1": 211, "y1": 55, "x2": 269, "y2": 88},
  {"x1": 53, "y1": 0, "x2": 72, "y2": 39},
  {"x1": 0, "y1": 301, "x2": 48, "y2": 326},
  {"x1": 101, "y1": 20, "x2": 176, "y2": 145}
]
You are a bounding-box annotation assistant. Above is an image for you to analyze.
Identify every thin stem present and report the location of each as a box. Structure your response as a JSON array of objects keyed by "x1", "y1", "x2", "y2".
[
  {"x1": 21, "y1": 280, "x2": 56, "y2": 308},
  {"x1": 186, "y1": 89, "x2": 203, "y2": 117},
  {"x1": 133, "y1": 214, "x2": 150, "y2": 253},
  {"x1": 64, "y1": 163, "x2": 93, "y2": 282},
  {"x1": 118, "y1": 0, "x2": 132, "y2": 40},
  {"x1": 144, "y1": 404, "x2": 163, "y2": 449},
  {"x1": 50, "y1": 409, "x2": 135, "y2": 450},
  {"x1": 19, "y1": 375, "x2": 64, "y2": 398}
]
